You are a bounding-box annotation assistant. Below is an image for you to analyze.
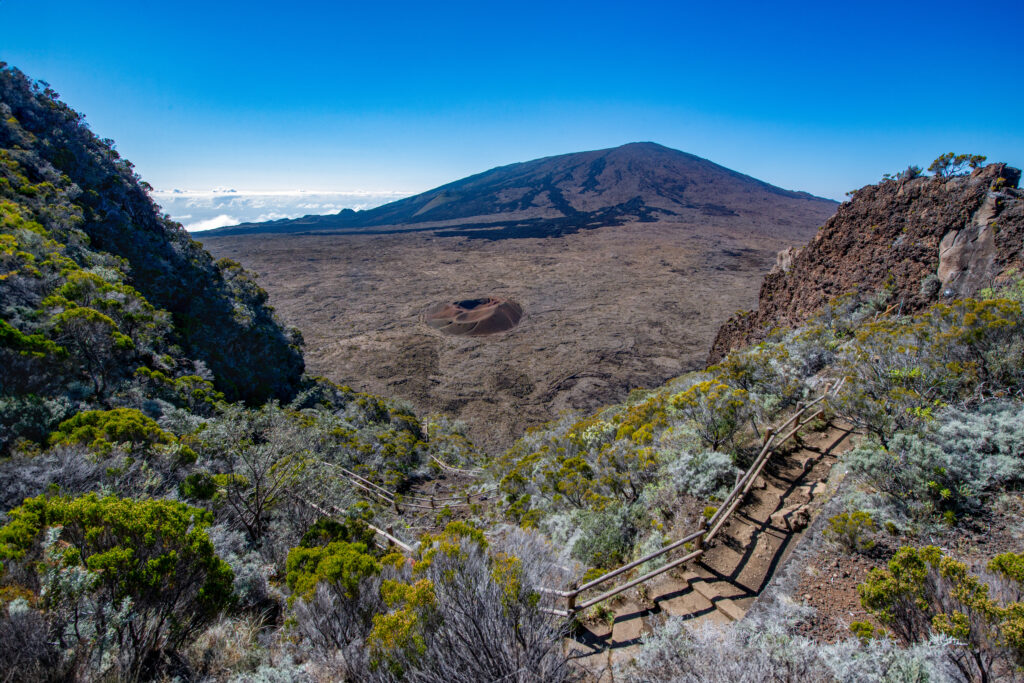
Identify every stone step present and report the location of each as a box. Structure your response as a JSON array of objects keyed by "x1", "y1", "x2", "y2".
[{"x1": 683, "y1": 571, "x2": 746, "y2": 622}]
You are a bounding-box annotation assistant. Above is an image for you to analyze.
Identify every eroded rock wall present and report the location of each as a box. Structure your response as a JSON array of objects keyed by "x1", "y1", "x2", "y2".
[{"x1": 709, "y1": 163, "x2": 1024, "y2": 363}]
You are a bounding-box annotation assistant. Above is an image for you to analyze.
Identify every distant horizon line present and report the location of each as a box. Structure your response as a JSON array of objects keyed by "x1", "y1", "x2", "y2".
[{"x1": 152, "y1": 188, "x2": 416, "y2": 197}]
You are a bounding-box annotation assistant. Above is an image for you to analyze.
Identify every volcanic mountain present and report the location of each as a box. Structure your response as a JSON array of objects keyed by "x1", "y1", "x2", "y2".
[
  {"x1": 200, "y1": 144, "x2": 838, "y2": 451},
  {"x1": 207, "y1": 142, "x2": 836, "y2": 239}
]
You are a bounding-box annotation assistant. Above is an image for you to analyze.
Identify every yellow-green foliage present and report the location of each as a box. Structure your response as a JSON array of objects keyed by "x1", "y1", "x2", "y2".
[
  {"x1": 49, "y1": 407, "x2": 196, "y2": 461},
  {"x1": 839, "y1": 298, "x2": 1024, "y2": 440},
  {"x1": 711, "y1": 342, "x2": 801, "y2": 404},
  {"x1": 369, "y1": 578, "x2": 436, "y2": 674},
  {"x1": 859, "y1": 546, "x2": 1024, "y2": 674},
  {"x1": 416, "y1": 521, "x2": 488, "y2": 570},
  {"x1": 824, "y1": 511, "x2": 876, "y2": 553},
  {"x1": 0, "y1": 319, "x2": 65, "y2": 359},
  {"x1": 285, "y1": 540, "x2": 382, "y2": 601},
  {"x1": 0, "y1": 493, "x2": 233, "y2": 650},
  {"x1": 669, "y1": 380, "x2": 750, "y2": 451},
  {"x1": 134, "y1": 367, "x2": 225, "y2": 414}
]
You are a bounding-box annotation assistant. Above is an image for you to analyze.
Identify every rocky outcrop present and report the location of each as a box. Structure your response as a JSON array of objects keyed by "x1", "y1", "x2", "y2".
[{"x1": 709, "y1": 163, "x2": 1024, "y2": 363}]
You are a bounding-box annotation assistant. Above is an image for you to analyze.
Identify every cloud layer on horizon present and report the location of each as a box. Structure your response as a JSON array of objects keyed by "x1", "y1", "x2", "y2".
[{"x1": 152, "y1": 189, "x2": 412, "y2": 232}]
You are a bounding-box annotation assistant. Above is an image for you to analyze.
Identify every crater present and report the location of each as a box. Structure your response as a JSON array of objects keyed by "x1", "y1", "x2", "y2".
[{"x1": 423, "y1": 297, "x2": 523, "y2": 336}]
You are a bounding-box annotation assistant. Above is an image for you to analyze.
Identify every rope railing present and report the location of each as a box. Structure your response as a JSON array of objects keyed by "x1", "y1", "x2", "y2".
[{"x1": 539, "y1": 379, "x2": 844, "y2": 617}]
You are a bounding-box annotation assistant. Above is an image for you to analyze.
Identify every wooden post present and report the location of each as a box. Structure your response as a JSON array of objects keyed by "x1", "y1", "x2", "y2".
[
  {"x1": 430, "y1": 496, "x2": 435, "y2": 509},
  {"x1": 466, "y1": 493, "x2": 471, "y2": 506},
  {"x1": 567, "y1": 582, "x2": 577, "y2": 615}
]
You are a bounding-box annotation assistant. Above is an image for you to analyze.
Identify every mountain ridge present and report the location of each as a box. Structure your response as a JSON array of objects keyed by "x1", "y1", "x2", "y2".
[{"x1": 206, "y1": 142, "x2": 836, "y2": 239}]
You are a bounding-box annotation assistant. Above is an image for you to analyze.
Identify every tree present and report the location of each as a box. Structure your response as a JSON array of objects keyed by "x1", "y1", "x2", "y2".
[
  {"x1": 51, "y1": 306, "x2": 135, "y2": 397},
  {"x1": 929, "y1": 153, "x2": 987, "y2": 178},
  {"x1": 670, "y1": 380, "x2": 751, "y2": 451}
]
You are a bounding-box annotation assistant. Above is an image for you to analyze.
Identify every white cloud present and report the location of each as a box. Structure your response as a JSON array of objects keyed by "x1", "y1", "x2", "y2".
[
  {"x1": 151, "y1": 189, "x2": 412, "y2": 232},
  {"x1": 187, "y1": 214, "x2": 241, "y2": 232}
]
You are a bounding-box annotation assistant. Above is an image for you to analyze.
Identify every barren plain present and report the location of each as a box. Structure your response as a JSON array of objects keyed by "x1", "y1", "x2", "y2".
[{"x1": 202, "y1": 221, "x2": 810, "y2": 452}]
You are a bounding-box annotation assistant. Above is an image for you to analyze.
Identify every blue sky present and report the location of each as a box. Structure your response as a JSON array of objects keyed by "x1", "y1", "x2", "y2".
[{"x1": 3, "y1": 0, "x2": 1022, "y2": 212}]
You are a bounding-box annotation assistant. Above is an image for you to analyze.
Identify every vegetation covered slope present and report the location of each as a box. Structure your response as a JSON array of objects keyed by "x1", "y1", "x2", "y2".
[
  {"x1": 2, "y1": 61, "x2": 1022, "y2": 681},
  {"x1": 1, "y1": 66, "x2": 568, "y2": 682},
  {"x1": 0, "y1": 65, "x2": 304, "y2": 405}
]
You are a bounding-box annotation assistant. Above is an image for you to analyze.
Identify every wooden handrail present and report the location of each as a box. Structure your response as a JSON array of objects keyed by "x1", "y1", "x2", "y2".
[
  {"x1": 540, "y1": 381, "x2": 843, "y2": 616},
  {"x1": 430, "y1": 455, "x2": 484, "y2": 475},
  {"x1": 318, "y1": 460, "x2": 489, "y2": 510},
  {"x1": 299, "y1": 497, "x2": 415, "y2": 557},
  {"x1": 573, "y1": 528, "x2": 706, "y2": 595},
  {"x1": 575, "y1": 549, "x2": 704, "y2": 611}
]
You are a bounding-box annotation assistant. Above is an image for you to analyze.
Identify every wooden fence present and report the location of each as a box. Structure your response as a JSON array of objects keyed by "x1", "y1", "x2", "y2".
[
  {"x1": 538, "y1": 380, "x2": 843, "y2": 617},
  {"x1": 318, "y1": 460, "x2": 496, "y2": 511},
  {"x1": 301, "y1": 495, "x2": 418, "y2": 554}
]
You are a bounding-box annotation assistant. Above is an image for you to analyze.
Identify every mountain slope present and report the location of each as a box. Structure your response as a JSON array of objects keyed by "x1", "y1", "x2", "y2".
[
  {"x1": 0, "y1": 66, "x2": 303, "y2": 405},
  {"x1": 709, "y1": 162, "x2": 1024, "y2": 363},
  {"x1": 208, "y1": 142, "x2": 837, "y2": 239}
]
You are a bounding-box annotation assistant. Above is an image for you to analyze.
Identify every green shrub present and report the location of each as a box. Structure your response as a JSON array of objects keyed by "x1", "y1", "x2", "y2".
[
  {"x1": 0, "y1": 493, "x2": 233, "y2": 679},
  {"x1": 669, "y1": 380, "x2": 750, "y2": 452},
  {"x1": 824, "y1": 511, "x2": 876, "y2": 553},
  {"x1": 846, "y1": 401, "x2": 1024, "y2": 522},
  {"x1": 859, "y1": 545, "x2": 1024, "y2": 680},
  {"x1": 571, "y1": 504, "x2": 642, "y2": 569},
  {"x1": 49, "y1": 407, "x2": 195, "y2": 462}
]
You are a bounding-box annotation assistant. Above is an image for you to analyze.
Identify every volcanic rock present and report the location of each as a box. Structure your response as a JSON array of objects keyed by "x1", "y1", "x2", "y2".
[
  {"x1": 200, "y1": 143, "x2": 837, "y2": 452},
  {"x1": 709, "y1": 163, "x2": 1024, "y2": 363},
  {"x1": 424, "y1": 298, "x2": 523, "y2": 336}
]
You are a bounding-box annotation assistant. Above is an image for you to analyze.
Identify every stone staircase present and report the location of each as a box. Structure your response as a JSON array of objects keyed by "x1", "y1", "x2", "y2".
[{"x1": 566, "y1": 422, "x2": 856, "y2": 680}]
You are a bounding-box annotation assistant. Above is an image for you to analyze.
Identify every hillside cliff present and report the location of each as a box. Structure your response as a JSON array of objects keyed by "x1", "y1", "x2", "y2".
[
  {"x1": 0, "y1": 66, "x2": 303, "y2": 404},
  {"x1": 709, "y1": 162, "x2": 1024, "y2": 362}
]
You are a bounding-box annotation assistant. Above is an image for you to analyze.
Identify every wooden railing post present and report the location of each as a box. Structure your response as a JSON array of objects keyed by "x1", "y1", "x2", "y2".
[{"x1": 567, "y1": 583, "x2": 577, "y2": 615}]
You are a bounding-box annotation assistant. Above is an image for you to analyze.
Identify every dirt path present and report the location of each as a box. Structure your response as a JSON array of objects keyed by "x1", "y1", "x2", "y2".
[{"x1": 566, "y1": 421, "x2": 857, "y2": 680}]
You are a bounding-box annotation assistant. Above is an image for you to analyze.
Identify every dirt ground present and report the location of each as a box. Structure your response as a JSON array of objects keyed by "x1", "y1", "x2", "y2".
[{"x1": 201, "y1": 220, "x2": 805, "y2": 454}]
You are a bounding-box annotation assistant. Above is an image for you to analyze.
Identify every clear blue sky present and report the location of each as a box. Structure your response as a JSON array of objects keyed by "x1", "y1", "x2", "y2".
[{"x1": 3, "y1": 0, "x2": 1022, "y2": 201}]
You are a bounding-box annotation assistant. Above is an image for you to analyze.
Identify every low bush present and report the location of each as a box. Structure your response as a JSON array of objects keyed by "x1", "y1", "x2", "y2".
[
  {"x1": 824, "y1": 511, "x2": 876, "y2": 554},
  {"x1": 859, "y1": 545, "x2": 1024, "y2": 681},
  {"x1": 846, "y1": 401, "x2": 1024, "y2": 523},
  {"x1": 0, "y1": 493, "x2": 234, "y2": 680}
]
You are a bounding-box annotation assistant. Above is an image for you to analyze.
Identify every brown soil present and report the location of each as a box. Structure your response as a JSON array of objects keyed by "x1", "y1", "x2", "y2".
[
  {"x1": 201, "y1": 221, "x2": 819, "y2": 453},
  {"x1": 792, "y1": 498, "x2": 1024, "y2": 644}
]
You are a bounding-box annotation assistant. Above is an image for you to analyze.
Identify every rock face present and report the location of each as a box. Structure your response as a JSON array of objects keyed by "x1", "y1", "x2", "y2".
[{"x1": 709, "y1": 163, "x2": 1024, "y2": 363}]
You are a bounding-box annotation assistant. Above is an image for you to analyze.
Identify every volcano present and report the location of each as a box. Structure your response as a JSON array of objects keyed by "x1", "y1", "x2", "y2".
[{"x1": 205, "y1": 142, "x2": 835, "y2": 240}]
